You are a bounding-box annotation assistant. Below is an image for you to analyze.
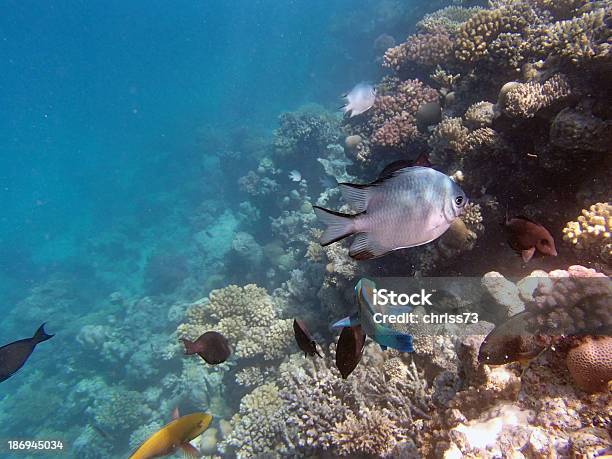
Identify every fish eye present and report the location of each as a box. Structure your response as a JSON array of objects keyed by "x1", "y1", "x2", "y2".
[
  {"x1": 540, "y1": 239, "x2": 548, "y2": 245},
  {"x1": 454, "y1": 196, "x2": 464, "y2": 206}
]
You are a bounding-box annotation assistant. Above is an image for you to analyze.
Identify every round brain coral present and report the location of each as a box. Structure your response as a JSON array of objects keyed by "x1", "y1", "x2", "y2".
[{"x1": 566, "y1": 336, "x2": 612, "y2": 393}]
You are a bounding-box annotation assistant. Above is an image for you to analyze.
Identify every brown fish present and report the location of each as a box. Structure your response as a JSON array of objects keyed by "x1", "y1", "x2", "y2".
[
  {"x1": 478, "y1": 311, "x2": 548, "y2": 365},
  {"x1": 502, "y1": 215, "x2": 557, "y2": 262},
  {"x1": 0, "y1": 323, "x2": 54, "y2": 383},
  {"x1": 180, "y1": 331, "x2": 231, "y2": 365},
  {"x1": 293, "y1": 319, "x2": 322, "y2": 357},
  {"x1": 336, "y1": 325, "x2": 366, "y2": 379}
]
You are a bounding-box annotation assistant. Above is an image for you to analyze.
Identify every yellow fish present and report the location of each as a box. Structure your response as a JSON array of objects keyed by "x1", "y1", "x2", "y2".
[{"x1": 129, "y1": 409, "x2": 212, "y2": 459}]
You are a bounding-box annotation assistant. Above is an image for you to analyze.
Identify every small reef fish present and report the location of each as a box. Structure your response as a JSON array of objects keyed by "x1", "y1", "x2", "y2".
[
  {"x1": 180, "y1": 331, "x2": 231, "y2": 365},
  {"x1": 336, "y1": 325, "x2": 366, "y2": 379},
  {"x1": 341, "y1": 82, "x2": 376, "y2": 117},
  {"x1": 129, "y1": 409, "x2": 211, "y2": 459},
  {"x1": 502, "y1": 215, "x2": 557, "y2": 262},
  {"x1": 0, "y1": 323, "x2": 54, "y2": 383},
  {"x1": 293, "y1": 319, "x2": 322, "y2": 358},
  {"x1": 332, "y1": 278, "x2": 414, "y2": 353},
  {"x1": 478, "y1": 311, "x2": 548, "y2": 365},
  {"x1": 314, "y1": 162, "x2": 468, "y2": 259},
  {"x1": 288, "y1": 170, "x2": 302, "y2": 182}
]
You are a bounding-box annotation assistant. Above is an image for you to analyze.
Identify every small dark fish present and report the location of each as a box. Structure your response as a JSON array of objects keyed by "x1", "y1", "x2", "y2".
[
  {"x1": 502, "y1": 215, "x2": 557, "y2": 262},
  {"x1": 180, "y1": 331, "x2": 231, "y2": 365},
  {"x1": 336, "y1": 325, "x2": 366, "y2": 379},
  {"x1": 0, "y1": 323, "x2": 54, "y2": 383},
  {"x1": 478, "y1": 311, "x2": 548, "y2": 365},
  {"x1": 293, "y1": 319, "x2": 322, "y2": 358}
]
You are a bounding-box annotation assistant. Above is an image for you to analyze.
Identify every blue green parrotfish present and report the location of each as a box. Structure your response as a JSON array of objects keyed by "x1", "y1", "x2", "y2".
[{"x1": 331, "y1": 278, "x2": 414, "y2": 353}]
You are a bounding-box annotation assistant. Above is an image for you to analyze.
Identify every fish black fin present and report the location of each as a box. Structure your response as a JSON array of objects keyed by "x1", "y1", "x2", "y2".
[
  {"x1": 32, "y1": 323, "x2": 54, "y2": 344},
  {"x1": 378, "y1": 160, "x2": 417, "y2": 180},
  {"x1": 180, "y1": 442, "x2": 201, "y2": 459},
  {"x1": 313, "y1": 206, "x2": 356, "y2": 246},
  {"x1": 349, "y1": 233, "x2": 389, "y2": 260},
  {"x1": 338, "y1": 183, "x2": 371, "y2": 213}
]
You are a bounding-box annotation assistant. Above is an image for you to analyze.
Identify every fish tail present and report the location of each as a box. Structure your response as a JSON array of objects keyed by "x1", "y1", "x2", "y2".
[
  {"x1": 180, "y1": 338, "x2": 197, "y2": 355},
  {"x1": 32, "y1": 323, "x2": 54, "y2": 344},
  {"x1": 313, "y1": 206, "x2": 356, "y2": 246}
]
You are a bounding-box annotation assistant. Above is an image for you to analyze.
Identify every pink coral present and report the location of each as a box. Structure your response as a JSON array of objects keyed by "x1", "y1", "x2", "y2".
[{"x1": 368, "y1": 78, "x2": 439, "y2": 149}]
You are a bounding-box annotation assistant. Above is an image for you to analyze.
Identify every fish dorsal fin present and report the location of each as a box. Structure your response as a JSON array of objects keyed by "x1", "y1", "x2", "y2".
[
  {"x1": 377, "y1": 154, "x2": 431, "y2": 181},
  {"x1": 338, "y1": 183, "x2": 370, "y2": 213},
  {"x1": 349, "y1": 233, "x2": 390, "y2": 260},
  {"x1": 171, "y1": 407, "x2": 180, "y2": 420},
  {"x1": 378, "y1": 160, "x2": 415, "y2": 180},
  {"x1": 514, "y1": 215, "x2": 541, "y2": 226}
]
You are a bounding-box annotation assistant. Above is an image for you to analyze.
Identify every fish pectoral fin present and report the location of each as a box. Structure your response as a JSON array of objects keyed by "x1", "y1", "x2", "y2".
[
  {"x1": 349, "y1": 233, "x2": 390, "y2": 260},
  {"x1": 179, "y1": 442, "x2": 201, "y2": 459},
  {"x1": 521, "y1": 247, "x2": 536, "y2": 263}
]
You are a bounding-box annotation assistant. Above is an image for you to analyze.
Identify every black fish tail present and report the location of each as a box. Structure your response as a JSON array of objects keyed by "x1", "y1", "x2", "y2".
[
  {"x1": 32, "y1": 323, "x2": 54, "y2": 344},
  {"x1": 313, "y1": 206, "x2": 356, "y2": 246}
]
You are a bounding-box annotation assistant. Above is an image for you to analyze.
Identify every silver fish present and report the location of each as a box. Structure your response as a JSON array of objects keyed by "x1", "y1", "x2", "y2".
[
  {"x1": 313, "y1": 163, "x2": 468, "y2": 259},
  {"x1": 341, "y1": 82, "x2": 376, "y2": 118}
]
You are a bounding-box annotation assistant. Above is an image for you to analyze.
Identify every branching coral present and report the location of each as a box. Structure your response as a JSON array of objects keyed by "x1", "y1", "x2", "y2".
[
  {"x1": 521, "y1": 265, "x2": 611, "y2": 335},
  {"x1": 463, "y1": 101, "x2": 496, "y2": 129},
  {"x1": 368, "y1": 78, "x2": 439, "y2": 149},
  {"x1": 383, "y1": 28, "x2": 453, "y2": 69},
  {"x1": 416, "y1": 5, "x2": 483, "y2": 33},
  {"x1": 273, "y1": 105, "x2": 340, "y2": 156},
  {"x1": 501, "y1": 73, "x2": 571, "y2": 118},
  {"x1": 454, "y1": 1, "x2": 542, "y2": 63},
  {"x1": 562, "y1": 202, "x2": 611, "y2": 265},
  {"x1": 428, "y1": 117, "x2": 470, "y2": 162},
  {"x1": 332, "y1": 407, "x2": 406, "y2": 457},
  {"x1": 535, "y1": 7, "x2": 611, "y2": 64},
  {"x1": 222, "y1": 382, "x2": 286, "y2": 457}
]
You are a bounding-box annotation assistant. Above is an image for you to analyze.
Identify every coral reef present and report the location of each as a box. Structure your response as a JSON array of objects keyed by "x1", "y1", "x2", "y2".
[
  {"x1": 563, "y1": 202, "x2": 611, "y2": 268},
  {"x1": 500, "y1": 74, "x2": 572, "y2": 118},
  {"x1": 177, "y1": 284, "x2": 293, "y2": 362}
]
